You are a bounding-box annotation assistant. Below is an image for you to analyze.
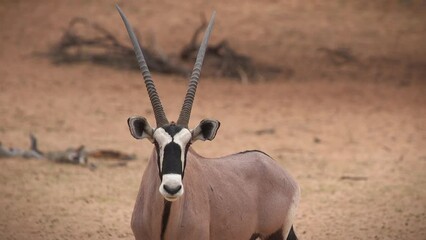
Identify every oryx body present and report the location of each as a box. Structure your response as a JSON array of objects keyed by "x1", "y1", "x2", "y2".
[
  {"x1": 116, "y1": 5, "x2": 300, "y2": 240},
  {"x1": 132, "y1": 149, "x2": 299, "y2": 240}
]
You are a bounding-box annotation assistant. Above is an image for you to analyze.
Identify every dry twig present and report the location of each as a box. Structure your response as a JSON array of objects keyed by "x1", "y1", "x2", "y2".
[{"x1": 47, "y1": 18, "x2": 188, "y2": 75}]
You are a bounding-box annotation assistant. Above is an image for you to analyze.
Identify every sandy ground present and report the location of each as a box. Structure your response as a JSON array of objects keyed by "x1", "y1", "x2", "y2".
[{"x1": 0, "y1": 0, "x2": 425, "y2": 239}]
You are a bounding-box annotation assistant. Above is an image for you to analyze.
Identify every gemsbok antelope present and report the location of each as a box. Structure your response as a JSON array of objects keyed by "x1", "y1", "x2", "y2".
[{"x1": 116, "y1": 5, "x2": 300, "y2": 240}]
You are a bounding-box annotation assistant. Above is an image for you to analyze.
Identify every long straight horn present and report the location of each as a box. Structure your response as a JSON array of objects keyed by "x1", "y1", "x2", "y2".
[
  {"x1": 177, "y1": 11, "x2": 216, "y2": 127},
  {"x1": 116, "y1": 5, "x2": 169, "y2": 127}
]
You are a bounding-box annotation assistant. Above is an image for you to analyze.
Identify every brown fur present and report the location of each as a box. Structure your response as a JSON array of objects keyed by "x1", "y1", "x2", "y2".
[{"x1": 131, "y1": 148, "x2": 300, "y2": 240}]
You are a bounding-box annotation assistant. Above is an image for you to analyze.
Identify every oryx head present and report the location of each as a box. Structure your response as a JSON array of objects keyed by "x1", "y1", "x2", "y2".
[{"x1": 117, "y1": 6, "x2": 220, "y2": 201}]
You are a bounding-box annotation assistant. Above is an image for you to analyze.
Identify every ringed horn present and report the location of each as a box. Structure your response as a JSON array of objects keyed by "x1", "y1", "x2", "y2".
[
  {"x1": 116, "y1": 4, "x2": 216, "y2": 128},
  {"x1": 177, "y1": 12, "x2": 216, "y2": 127}
]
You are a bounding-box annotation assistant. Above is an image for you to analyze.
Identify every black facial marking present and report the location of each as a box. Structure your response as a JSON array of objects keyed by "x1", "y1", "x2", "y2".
[
  {"x1": 162, "y1": 142, "x2": 183, "y2": 175},
  {"x1": 163, "y1": 125, "x2": 183, "y2": 137},
  {"x1": 156, "y1": 125, "x2": 190, "y2": 178},
  {"x1": 154, "y1": 141, "x2": 162, "y2": 180},
  {"x1": 182, "y1": 142, "x2": 191, "y2": 179}
]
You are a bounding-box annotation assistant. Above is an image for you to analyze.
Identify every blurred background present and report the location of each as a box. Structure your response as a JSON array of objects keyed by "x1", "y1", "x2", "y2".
[{"x1": 0, "y1": 0, "x2": 425, "y2": 239}]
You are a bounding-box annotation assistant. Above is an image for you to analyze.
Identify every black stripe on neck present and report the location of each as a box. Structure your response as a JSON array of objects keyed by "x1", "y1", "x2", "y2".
[{"x1": 161, "y1": 200, "x2": 172, "y2": 240}]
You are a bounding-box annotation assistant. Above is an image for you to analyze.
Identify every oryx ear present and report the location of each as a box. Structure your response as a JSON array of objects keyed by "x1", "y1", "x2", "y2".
[
  {"x1": 128, "y1": 116, "x2": 154, "y2": 141},
  {"x1": 191, "y1": 119, "x2": 220, "y2": 142}
]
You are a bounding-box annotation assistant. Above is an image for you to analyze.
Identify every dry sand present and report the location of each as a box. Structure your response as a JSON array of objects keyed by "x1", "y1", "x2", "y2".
[{"x1": 1, "y1": 1, "x2": 425, "y2": 239}]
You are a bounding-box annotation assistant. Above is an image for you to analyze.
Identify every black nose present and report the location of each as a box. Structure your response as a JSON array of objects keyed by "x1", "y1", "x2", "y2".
[{"x1": 163, "y1": 184, "x2": 182, "y2": 195}]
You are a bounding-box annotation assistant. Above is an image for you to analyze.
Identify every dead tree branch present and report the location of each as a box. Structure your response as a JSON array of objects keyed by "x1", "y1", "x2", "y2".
[
  {"x1": 1, "y1": 134, "x2": 136, "y2": 170},
  {"x1": 43, "y1": 17, "x2": 287, "y2": 82},
  {"x1": 47, "y1": 17, "x2": 188, "y2": 75},
  {"x1": 180, "y1": 18, "x2": 284, "y2": 82},
  {"x1": 180, "y1": 23, "x2": 257, "y2": 81}
]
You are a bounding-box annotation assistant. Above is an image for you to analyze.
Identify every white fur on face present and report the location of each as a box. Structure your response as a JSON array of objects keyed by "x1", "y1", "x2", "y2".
[
  {"x1": 153, "y1": 128, "x2": 191, "y2": 172},
  {"x1": 159, "y1": 173, "x2": 184, "y2": 201},
  {"x1": 154, "y1": 127, "x2": 191, "y2": 201},
  {"x1": 173, "y1": 128, "x2": 192, "y2": 146},
  {"x1": 173, "y1": 129, "x2": 192, "y2": 172},
  {"x1": 153, "y1": 128, "x2": 172, "y2": 172}
]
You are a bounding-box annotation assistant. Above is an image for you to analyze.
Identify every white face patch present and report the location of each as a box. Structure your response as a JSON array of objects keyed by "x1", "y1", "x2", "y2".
[
  {"x1": 153, "y1": 127, "x2": 191, "y2": 172},
  {"x1": 173, "y1": 129, "x2": 192, "y2": 172},
  {"x1": 153, "y1": 127, "x2": 191, "y2": 201},
  {"x1": 173, "y1": 128, "x2": 192, "y2": 146},
  {"x1": 153, "y1": 128, "x2": 173, "y2": 144},
  {"x1": 153, "y1": 128, "x2": 173, "y2": 172}
]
